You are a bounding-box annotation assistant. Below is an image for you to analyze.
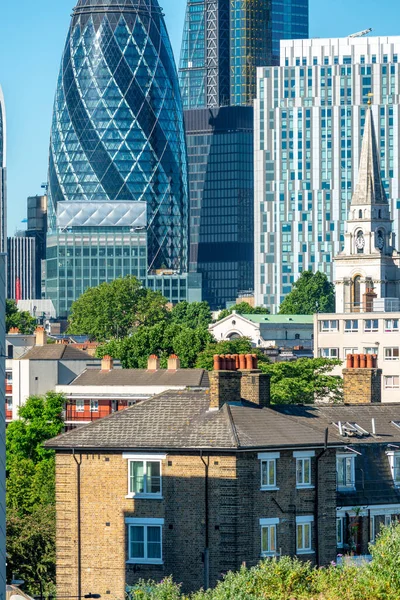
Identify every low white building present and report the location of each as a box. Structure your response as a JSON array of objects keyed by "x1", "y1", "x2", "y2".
[{"x1": 209, "y1": 312, "x2": 314, "y2": 349}]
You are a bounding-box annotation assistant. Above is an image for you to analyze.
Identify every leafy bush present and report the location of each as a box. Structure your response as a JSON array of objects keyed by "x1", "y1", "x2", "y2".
[{"x1": 126, "y1": 524, "x2": 400, "y2": 600}]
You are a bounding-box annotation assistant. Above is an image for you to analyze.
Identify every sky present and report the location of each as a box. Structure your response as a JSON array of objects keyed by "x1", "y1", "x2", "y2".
[{"x1": 0, "y1": 0, "x2": 400, "y2": 234}]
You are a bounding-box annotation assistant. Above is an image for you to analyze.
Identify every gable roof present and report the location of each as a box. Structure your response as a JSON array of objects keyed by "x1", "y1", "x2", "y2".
[
  {"x1": 20, "y1": 345, "x2": 97, "y2": 361},
  {"x1": 46, "y1": 387, "x2": 400, "y2": 453},
  {"x1": 70, "y1": 368, "x2": 210, "y2": 388}
]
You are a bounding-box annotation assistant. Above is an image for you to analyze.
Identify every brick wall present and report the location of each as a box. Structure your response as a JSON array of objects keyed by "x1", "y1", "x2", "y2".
[
  {"x1": 343, "y1": 368, "x2": 382, "y2": 404},
  {"x1": 55, "y1": 449, "x2": 338, "y2": 596}
]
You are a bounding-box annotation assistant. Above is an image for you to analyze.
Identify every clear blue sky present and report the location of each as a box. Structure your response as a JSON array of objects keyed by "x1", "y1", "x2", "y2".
[{"x1": 0, "y1": 0, "x2": 399, "y2": 234}]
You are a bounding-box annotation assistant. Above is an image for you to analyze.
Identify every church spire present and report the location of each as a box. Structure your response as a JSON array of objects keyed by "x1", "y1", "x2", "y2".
[{"x1": 351, "y1": 107, "x2": 388, "y2": 206}]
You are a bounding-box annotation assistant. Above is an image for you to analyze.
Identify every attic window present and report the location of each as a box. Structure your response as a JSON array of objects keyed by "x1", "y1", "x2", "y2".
[{"x1": 386, "y1": 451, "x2": 400, "y2": 487}]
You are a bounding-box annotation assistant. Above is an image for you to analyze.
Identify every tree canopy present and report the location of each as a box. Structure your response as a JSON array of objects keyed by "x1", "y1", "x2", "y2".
[
  {"x1": 217, "y1": 302, "x2": 270, "y2": 321},
  {"x1": 170, "y1": 301, "x2": 212, "y2": 329},
  {"x1": 260, "y1": 357, "x2": 343, "y2": 404},
  {"x1": 279, "y1": 270, "x2": 335, "y2": 315},
  {"x1": 68, "y1": 276, "x2": 169, "y2": 341},
  {"x1": 6, "y1": 392, "x2": 65, "y2": 595},
  {"x1": 6, "y1": 299, "x2": 37, "y2": 334}
]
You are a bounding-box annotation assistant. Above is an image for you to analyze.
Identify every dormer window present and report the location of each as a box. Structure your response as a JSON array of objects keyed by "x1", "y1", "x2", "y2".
[{"x1": 336, "y1": 453, "x2": 355, "y2": 491}]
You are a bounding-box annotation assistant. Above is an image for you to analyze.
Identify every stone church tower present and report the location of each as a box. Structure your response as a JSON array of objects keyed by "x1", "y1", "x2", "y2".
[{"x1": 334, "y1": 107, "x2": 400, "y2": 313}]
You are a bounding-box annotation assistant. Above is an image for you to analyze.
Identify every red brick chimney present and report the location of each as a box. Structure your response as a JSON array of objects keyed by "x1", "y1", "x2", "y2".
[
  {"x1": 239, "y1": 354, "x2": 270, "y2": 408},
  {"x1": 168, "y1": 354, "x2": 181, "y2": 371},
  {"x1": 147, "y1": 355, "x2": 160, "y2": 371},
  {"x1": 209, "y1": 355, "x2": 241, "y2": 409},
  {"x1": 343, "y1": 354, "x2": 381, "y2": 404},
  {"x1": 101, "y1": 355, "x2": 113, "y2": 372}
]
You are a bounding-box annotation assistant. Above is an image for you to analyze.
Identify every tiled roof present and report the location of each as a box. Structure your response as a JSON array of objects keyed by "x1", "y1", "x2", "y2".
[
  {"x1": 71, "y1": 368, "x2": 210, "y2": 387},
  {"x1": 20, "y1": 345, "x2": 97, "y2": 361},
  {"x1": 242, "y1": 314, "x2": 314, "y2": 324},
  {"x1": 46, "y1": 388, "x2": 400, "y2": 452}
]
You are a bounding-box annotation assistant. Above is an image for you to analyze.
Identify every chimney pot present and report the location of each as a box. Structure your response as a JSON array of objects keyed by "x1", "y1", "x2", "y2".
[
  {"x1": 353, "y1": 354, "x2": 360, "y2": 368},
  {"x1": 346, "y1": 354, "x2": 354, "y2": 369},
  {"x1": 213, "y1": 354, "x2": 221, "y2": 371},
  {"x1": 219, "y1": 355, "x2": 226, "y2": 370},
  {"x1": 245, "y1": 354, "x2": 253, "y2": 369},
  {"x1": 234, "y1": 354, "x2": 240, "y2": 370},
  {"x1": 239, "y1": 354, "x2": 247, "y2": 370},
  {"x1": 101, "y1": 355, "x2": 113, "y2": 372},
  {"x1": 360, "y1": 353, "x2": 367, "y2": 369}
]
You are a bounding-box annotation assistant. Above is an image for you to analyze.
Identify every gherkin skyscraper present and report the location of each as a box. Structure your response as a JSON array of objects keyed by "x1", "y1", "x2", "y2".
[{"x1": 47, "y1": 0, "x2": 193, "y2": 317}]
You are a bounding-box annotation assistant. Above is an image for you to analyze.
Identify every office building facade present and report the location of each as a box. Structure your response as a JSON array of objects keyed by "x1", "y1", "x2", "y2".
[
  {"x1": 7, "y1": 236, "x2": 36, "y2": 300},
  {"x1": 26, "y1": 195, "x2": 47, "y2": 298},
  {"x1": 0, "y1": 88, "x2": 6, "y2": 254},
  {"x1": 255, "y1": 36, "x2": 400, "y2": 312},
  {"x1": 0, "y1": 253, "x2": 6, "y2": 600},
  {"x1": 47, "y1": 0, "x2": 190, "y2": 316},
  {"x1": 180, "y1": 0, "x2": 308, "y2": 308}
]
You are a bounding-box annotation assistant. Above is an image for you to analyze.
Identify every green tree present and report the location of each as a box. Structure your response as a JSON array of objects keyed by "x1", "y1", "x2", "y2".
[
  {"x1": 170, "y1": 301, "x2": 212, "y2": 329},
  {"x1": 217, "y1": 302, "x2": 270, "y2": 321},
  {"x1": 6, "y1": 299, "x2": 37, "y2": 334},
  {"x1": 279, "y1": 270, "x2": 335, "y2": 315},
  {"x1": 259, "y1": 357, "x2": 343, "y2": 404},
  {"x1": 6, "y1": 392, "x2": 65, "y2": 594},
  {"x1": 97, "y1": 323, "x2": 213, "y2": 369},
  {"x1": 68, "y1": 276, "x2": 169, "y2": 341},
  {"x1": 195, "y1": 338, "x2": 269, "y2": 371}
]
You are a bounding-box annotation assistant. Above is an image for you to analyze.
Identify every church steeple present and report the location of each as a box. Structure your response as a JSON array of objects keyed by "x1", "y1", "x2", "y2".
[
  {"x1": 351, "y1": 107, "x2": 388, "y2": 207},
  {"x1": 333, "y1": 106, "x2": 400, "y2": 314}
]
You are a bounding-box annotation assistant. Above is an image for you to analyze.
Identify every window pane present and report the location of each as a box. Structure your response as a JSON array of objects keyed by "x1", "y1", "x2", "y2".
[
  {"x1": 304, "y1": 459, "x2": 311, "y2": 484},
  {"x1": 147, "y1": 526, "x2": 161, "y2": 559},
  {"x1": 131, "y1": 461, "x2": 144, "y2": 494},
  {"x1": 337, "y1": 458, "x2": 344, "y2": 485},
  {"x1": 146, "y1": 462, "x2": 161, "y2": 494},
  {"x1": 304, "y1": 523, "x2": 311, "y2": 549},
  {"x1": 296, "y1": 460, "x2": 303, "y2": 484},
  {"x1": 261, "y1": 527, "x2": 268, "y2": 552},
  {"x1": 130, "y1": 526, "x2": 144, "y2": 558},
  {"x1": 270, "y1": 526, "x2": 276, "y2": 552},
  {"x1": 345, "y1": 457, "x2": 352, "y2": 485},
  {"x1": 268, "y1": 460, "x2": 275, "y2": 486},
  {"x1": 261, "y1": 462, "x2": 268, "y2": 487},
  {"x1": 297, "y1": 524, "x2": 303, "y2": 549}
]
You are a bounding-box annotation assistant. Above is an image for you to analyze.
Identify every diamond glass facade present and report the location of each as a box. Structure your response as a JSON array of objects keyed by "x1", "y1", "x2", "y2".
[{"x1": 47, "y1": 0, "x2": 189, "y2": 315}]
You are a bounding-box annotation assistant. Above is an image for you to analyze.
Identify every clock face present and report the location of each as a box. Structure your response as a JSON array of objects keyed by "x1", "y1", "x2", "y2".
[
  {"x1": 355, "y1": 233, "x2": 365, "y2": 249},
  {"x1": 376, "y1": 233, "x2": 384, "y2": 250}
]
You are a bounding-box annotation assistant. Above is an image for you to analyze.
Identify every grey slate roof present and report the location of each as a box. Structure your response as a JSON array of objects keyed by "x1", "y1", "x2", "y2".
[
  {"x1": 71, "y1": 368, "x2": 210, "y2": 388},
  {"x1": 21, "y1": 345, "x2": 97, "y2": 361},
  {"x1": 46, "y1": 389, "x2": 400, "y2": 452}
]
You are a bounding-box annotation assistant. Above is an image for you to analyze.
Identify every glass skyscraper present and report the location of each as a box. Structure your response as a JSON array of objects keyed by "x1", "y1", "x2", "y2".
[
  {"x1": 179, "y1": 0, "x2": 308, "y2": 309},
  {"x1": 0, "y1": 87, "x2": 6, "y2": 254},
  {"x1": 254, "y1": 36, "x2": 400, "y2": 313},
  {"x1": 47, "y1": 0, "x2": 192, "y2": 317}
]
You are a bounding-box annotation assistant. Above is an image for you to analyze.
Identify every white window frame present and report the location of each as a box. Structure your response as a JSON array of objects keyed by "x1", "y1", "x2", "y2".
[
  {"x1": 385, "y1": 319, "x2": 399, "y2": 332},
  {"x1": 123, "y1": 453, "x2": 166, "y2": 499},
  {"x1": 294, "y1": 450, "x2": 315, "y2": 488},
  {"x1": 76, "y1": 399, "x2": 84, "y2": 413},
  {"x1": 384, "y1": 375, "x2": 400, "y2": 389},
  {"x1": 319, "y1": 347, "x2": 339, "y2": 359},
  {"x1": 90, "y1": 399, "x2": 99, "y2": 412},
  {"x1": 387, "y1": 451, "x2": 400, "y2": 486},
  {"x1": 320, "y1": 319, "x2": 338, "y2": 332},
  {"x1": 336, "y1": 453, "x2": 356, "y2": 491},
  {"x1": 364, "y1": 319, "x2": 379, "y2": 333},
  {"x1": 364, "y1": 347, "x2": 379, "y2": 355},
  {"x1": 384, "y1": 347, "x2": 400, "y2": 361},
  {"x1": 258, "y1": 452, "x2": 280, "y2": 491},
  {"x1": 6, "y1": 397, "x2": 12, "y2": 411},
  {"x1": 344, "y1": 319, "x2": 358, "y2": 333},
  {"x1": 344, "y1": 347, "x2": 358, "y2": 357},
  {"x1": 126, "y1": 517, "x2": 164, "y2": 565},
  {"x1": 296, "y1": 516, "x2": 314, "y2": 554},
  {"x1": 369, "y1": 515, "x2": 375, "y2": 543},
  {"x1": 260, "y1": 518, "x2": 279, "y2": 557},
  {"x1": 337, "y1": 516, "x2": 344, "y2": 548}
]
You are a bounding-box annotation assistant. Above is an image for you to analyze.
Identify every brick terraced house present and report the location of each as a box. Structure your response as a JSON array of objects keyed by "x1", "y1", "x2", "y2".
[{"x1": 47, "y1": 355, "x2": 400, "y2": 595}]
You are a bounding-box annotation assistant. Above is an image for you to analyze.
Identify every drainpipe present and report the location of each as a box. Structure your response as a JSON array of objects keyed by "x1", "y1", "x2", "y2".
[
  {"x1": 72, "y1": 450, "x2": 83, "y2": 600},
  {"x1": 315, "y1": 428, "x2": 329, "y2": 566},
  {"x1": 200, "y1": 451, "x2": 210, "y2": 590}
]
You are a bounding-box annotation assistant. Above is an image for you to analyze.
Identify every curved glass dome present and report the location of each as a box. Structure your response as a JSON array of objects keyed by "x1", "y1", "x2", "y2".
[{"x1": 48, "y1": 0, "x2": 188, "y2": 271}]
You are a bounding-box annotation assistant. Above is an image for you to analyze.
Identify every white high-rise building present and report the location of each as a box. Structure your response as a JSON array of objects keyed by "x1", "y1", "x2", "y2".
[{"x1": 254, "y1": 36, "x2": 400, "y2": 312}]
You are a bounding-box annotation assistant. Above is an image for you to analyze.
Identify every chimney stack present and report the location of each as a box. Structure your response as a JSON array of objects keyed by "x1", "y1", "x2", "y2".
[
  {"x1": 209, "y1": 354, "x2": 271, "y2": 409},
  {"x1": 35, "y1": 327, "x2": 47, "y2": 347},
  {"x1": 209, "y1": 355, "x2": 241, "y2": 410},
  {"x1": 168, "y1": 354, "x2": 181, "y2": 371},
  {"x1": 8, "y1": 328, "x2": 20, "y2": 335},
  {"x1": 343, "y1": 354, "x2": 381, "y2": 404},
  {"x1": 147, "y1": 355, "x2": 160, "y2": 371},
  {"x1": 101, "y1": 355, "x2": 113, "y2": 372}
]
